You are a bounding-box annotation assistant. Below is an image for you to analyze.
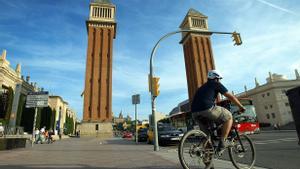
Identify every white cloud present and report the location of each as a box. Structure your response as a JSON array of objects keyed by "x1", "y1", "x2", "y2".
[{"x1": 256, "y1": 0, "x2": 298, "y2": 16}]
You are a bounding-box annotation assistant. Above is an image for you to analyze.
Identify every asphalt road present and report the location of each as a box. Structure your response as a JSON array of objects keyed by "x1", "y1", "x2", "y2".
[
  {"x1": 249, "y1": 131, "x2": 300, "y2": 169},
  {"x1": 160, "y1": 130, "x2": 300, "y2": 169}
]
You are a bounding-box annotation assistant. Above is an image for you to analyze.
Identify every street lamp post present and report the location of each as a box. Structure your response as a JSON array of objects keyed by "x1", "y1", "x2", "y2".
[{"x1": 149, "y1": 29, "x2": 242, "y2": 151}]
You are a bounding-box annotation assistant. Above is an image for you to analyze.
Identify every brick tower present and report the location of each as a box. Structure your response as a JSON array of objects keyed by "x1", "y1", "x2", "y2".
[
  {"x1": 80, "y1": 0, "x2": 116, "y2": 136},
  {"x1": 180, "y1": 9, "x2": 216, "y2": 103}
]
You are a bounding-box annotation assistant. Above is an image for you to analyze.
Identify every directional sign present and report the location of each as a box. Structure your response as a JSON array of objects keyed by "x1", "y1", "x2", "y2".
[
  {"x1": 26, "y1": 91, "x2": 49, "y2": 108},
  {"x1": 132, "y1": 94, "x2": 140, "y2": 104}
]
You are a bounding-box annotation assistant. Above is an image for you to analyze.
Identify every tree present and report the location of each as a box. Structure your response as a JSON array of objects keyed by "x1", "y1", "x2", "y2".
[{"x1": 64, "y1": 114, "x2": 75, "y2": 135}]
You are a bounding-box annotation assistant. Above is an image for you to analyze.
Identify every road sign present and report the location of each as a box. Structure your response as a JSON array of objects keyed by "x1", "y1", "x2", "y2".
[
  {"x1": 26, "y1": 91, "x2": 49, "y2": 108},
  {"x1": 132, "y1": 94, "x2": 140, "y2": 104}
]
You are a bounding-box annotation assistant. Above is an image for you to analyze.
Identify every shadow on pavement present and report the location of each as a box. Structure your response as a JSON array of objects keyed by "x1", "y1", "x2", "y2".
[{"x1": 0, "y1": 164, "x2": 180, "y2": 169}]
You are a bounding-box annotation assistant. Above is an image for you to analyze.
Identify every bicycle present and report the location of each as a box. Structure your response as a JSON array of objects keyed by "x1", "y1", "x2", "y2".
[{"x1": 178, "y1": 111, "x2": 256, "y2": 169}]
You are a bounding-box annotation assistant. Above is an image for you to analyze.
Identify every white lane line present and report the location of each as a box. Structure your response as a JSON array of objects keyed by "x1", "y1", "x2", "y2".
[{"x1": 254, "y1": 138, "x2": 297, "y2": 145}]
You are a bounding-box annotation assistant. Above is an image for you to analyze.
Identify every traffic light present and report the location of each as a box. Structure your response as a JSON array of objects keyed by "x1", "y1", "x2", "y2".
[
  {"x1": 232, "y1": 31, "x2": 242, "y2": 46},
  {"x1": 152, "y1": 77, "x2": 160, "y2": 97}
]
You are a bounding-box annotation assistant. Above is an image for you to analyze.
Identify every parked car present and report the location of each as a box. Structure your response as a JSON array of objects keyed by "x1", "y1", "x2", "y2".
[
  {"x1": 122, "y1": 131, "x2": 133, "y2": 138},
  {"x1": 138, "y1": 128, "x2": 148, "y2": 142},
  {"x1": 147, "y1": 123, "x2": 183, "y2": 145}
]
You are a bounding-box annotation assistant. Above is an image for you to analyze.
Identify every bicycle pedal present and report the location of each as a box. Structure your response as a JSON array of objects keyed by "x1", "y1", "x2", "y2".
[{"x1": 216, "y1": 149, "x2": 226, "y2": 157}]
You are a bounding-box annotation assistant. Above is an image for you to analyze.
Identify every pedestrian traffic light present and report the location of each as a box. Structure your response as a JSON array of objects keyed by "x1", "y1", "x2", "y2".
[
  {"x1": 152, "y1": 77, "x2": 160, "y2": 97},
  {"x1": 232, "y1": 31, "x2": 242, "y2": 46}
]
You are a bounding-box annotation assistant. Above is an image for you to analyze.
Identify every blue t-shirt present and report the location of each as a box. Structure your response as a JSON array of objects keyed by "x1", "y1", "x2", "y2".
[{"x1": 191, "y1": 80, "x2": 228, "y2": 112}]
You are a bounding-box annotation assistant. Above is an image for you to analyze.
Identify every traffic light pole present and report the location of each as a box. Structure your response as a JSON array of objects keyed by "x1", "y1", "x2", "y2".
[
  {"x1": 31, "y1": 107, "x2": 38, "y2": 147},
  {"x1": 135, "y1": 103, "x2": 138, "y2": 143},
  {"x1": 149, "y1": 29, "x2": 242, "y2": 151}
]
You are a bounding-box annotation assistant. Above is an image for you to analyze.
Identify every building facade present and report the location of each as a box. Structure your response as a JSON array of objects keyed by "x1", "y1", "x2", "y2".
[
  {"x1": 80, "y1": 0, "x2": 116, "y2": 136},
  {"x1": 48, "y1": 96, "x2": 77, "y2": 135},
  {"x1": 180, "y1": 9, "x2": 216, "y2": 102},
  {"x1": 238, "y1": 71, "x2": 300, "y2": 126},
  {"x1": 0, "y1": 49, "x2": 36, "y2": 127}
]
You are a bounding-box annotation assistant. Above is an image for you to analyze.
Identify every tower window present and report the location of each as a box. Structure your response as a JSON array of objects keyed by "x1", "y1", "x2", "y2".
[
  {"x1": 192, "y1": 18, "x2": 206, "y2": 28},
  {"x1": 266, "y1": 114, "x2": 270, "y2": 119}
]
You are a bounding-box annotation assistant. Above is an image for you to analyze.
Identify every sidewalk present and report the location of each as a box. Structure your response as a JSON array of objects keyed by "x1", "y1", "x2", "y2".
[{"x1": 0, "y1": 137, "x2": 268, "y2": 169}]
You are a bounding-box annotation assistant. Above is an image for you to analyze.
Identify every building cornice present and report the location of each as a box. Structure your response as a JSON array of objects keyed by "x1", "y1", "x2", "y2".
[{"x1": 241, "y1": 79, "x2": 300, "y2": 97}]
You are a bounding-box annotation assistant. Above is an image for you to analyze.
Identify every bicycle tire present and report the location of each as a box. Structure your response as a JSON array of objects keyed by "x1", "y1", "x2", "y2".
[
  {"x1": 229, "y1": 134, "x2": 256, "y2": 169},
  {"x1": 178, "y1": 129, "x2": 213, "y2": 169}
]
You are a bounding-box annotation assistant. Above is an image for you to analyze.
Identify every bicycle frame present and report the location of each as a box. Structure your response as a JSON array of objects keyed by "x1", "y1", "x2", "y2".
[{"x1": 206, "y1": 120, "x2": 247, "y2": 153}]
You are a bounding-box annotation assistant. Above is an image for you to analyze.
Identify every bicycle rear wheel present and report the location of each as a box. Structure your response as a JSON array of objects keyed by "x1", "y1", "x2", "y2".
[
  {"x1": 178, "y1": 130, "x2": 214, "y2": 169},
  {"x1": 229, "y1": 134, "x2": 256, "y2": 169}
]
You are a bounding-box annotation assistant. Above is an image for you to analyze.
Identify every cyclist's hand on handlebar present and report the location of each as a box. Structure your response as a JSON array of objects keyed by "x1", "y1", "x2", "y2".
[{"x1": 239, "y1": 106, "x2": 246, "y2": 114}]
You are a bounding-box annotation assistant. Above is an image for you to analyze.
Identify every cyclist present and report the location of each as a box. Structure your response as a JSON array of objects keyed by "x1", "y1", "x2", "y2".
[{"x1": 191, "y1": 70, "x2": 246, "y2": 154}]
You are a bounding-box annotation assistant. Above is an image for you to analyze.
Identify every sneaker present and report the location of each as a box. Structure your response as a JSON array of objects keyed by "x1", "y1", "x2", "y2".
[{"x1": 217, "y1": 139, "x2": 230, "y2": 156}]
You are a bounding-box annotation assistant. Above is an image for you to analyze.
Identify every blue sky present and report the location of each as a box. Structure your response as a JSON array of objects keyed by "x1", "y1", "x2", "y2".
[{"x1": 1, "y1": 0, "x2": 299, "y2": 121}]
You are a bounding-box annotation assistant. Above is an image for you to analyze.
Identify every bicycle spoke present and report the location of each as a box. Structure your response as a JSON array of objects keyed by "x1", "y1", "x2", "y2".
[
  {"x1": 179, "y1": 130, "x2": 213, "y2": 169},
  {"x1": 229, "y1": 134, "x2": 256, "y2": 169}
]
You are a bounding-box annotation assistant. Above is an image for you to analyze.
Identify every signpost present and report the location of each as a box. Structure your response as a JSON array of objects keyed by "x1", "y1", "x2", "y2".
[
  {"x1": 132, "y1": 94, "x2": 140, "y2": 143},
  {"x1": 26, "y1": 91, "x2": 49, "y2": 146}
]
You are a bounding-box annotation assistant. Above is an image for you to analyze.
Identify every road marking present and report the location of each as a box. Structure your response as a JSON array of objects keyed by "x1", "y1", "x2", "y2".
[
  {"x1": 25, "y1": 165, "x2": 84, "y2": 168},
  {"x1": 254, "y1": 138, "x2": 297, "y2": 145}
]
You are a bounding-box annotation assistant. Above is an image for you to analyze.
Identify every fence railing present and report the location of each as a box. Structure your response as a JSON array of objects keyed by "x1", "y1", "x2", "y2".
[{"x1": 0, "y1": 126, "x2": 24, "y2": 137}]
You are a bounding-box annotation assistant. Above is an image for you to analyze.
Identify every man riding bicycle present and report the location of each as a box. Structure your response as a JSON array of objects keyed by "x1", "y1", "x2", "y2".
[{"x1": 191, "y1": 70, "x2": 246, "y2": 154}]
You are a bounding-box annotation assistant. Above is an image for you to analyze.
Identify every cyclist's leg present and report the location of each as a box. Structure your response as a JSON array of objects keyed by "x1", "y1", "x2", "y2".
[
  {"x1": 209, "y1": 106, "x2": 233, "y2": 153},
  {"x1": 192, "y1": 112, "x2": 209, "y2": 135},
  {"x1": 211, "y1": 106, "x2": 232, "y2": 140}
]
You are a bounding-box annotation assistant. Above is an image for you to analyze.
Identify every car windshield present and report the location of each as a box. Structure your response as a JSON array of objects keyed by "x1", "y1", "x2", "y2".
[
  {"x1": 158, "y1": 125, "x2": 177, "y2": 131},
  {"x1": 235, "y1": 116, "x2": 257, "y2": 123}
]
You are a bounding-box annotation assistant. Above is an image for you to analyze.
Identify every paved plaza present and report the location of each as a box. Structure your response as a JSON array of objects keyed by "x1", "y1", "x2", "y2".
[{"x1": 0, "y1": 137, "x2": 268, "y2": 169}]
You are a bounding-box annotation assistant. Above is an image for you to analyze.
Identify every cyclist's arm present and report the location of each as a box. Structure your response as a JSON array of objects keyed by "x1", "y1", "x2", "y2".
[{"x1": 223, "y1": 92, "x2": 245, "y2": 112}]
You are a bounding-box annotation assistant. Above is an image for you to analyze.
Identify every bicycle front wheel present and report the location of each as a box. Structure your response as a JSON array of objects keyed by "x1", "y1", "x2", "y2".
[
  {"x1": 178, "y1": 130, "x2": 214, "y2": 169},
  {"x1": 229, "y1": 134, "x2": 256, "y2": 169}
]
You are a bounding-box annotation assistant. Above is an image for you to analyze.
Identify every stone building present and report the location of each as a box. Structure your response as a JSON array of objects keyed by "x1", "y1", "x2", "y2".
[
  {"x1": 237, "y1": 70, "x2": 300, "y2": 126},
  {"x1": 0, "y1": 49, "x2": 36, "y2": 126},
  {"x1": 48, "y1": 96, "x2": 77, "y2": 135}
]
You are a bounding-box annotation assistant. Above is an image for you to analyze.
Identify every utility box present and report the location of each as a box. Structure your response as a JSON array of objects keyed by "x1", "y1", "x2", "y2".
[{"x1": 286, "y1": 86, "x2": 300, "y2": 145}]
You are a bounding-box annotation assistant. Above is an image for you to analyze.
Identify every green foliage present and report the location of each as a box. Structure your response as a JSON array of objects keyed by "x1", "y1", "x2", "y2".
[
  {"x1": 0, "y1": 119, "x2": 7, "y2": 125},
  {"x1": 64, "y1": 114, "x2": 75, "y2": 135}
]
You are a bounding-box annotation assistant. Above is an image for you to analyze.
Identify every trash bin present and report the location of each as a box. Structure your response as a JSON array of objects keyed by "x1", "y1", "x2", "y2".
[{"x1": 286, "y1": 86, "x2": 300, "y2": 145}]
